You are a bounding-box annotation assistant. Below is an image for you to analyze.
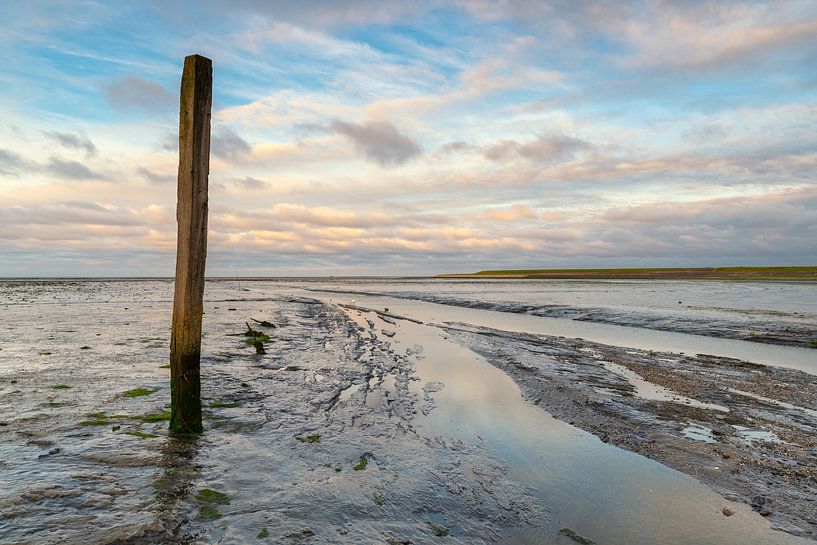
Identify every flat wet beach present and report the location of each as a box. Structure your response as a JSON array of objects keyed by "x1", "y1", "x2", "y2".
[{"x1": 1, "y1": 279, "x2": 815, "y2": 544}]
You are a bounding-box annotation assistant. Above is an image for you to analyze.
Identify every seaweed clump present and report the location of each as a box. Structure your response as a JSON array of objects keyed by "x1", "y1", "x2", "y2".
[
  {"x1": 559, "y1": 528, "x2": 595, "y2": 545},
  {"x1": 244, "y1": 322, "x2": 269, "y2": 355}
]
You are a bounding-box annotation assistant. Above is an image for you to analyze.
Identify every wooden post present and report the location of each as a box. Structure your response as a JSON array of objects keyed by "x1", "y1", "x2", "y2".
[{"x1": 170, "y1": 54, "x2": 212, "y2": 434}]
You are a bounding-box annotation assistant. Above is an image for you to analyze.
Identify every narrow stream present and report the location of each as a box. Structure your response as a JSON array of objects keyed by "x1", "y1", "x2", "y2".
[
  {"x1": 342, "y1": 304, "x2": 812, "y2": 545},
  {"x1": 324, "y1": 293, "x2": 817, "y2": 375}
]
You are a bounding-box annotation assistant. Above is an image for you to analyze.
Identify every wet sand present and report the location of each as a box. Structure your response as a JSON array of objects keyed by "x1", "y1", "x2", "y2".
[
  {"x1": 1, "y1": 279, "x2": 815, "y2": 544},
  {"x1": 0, "y1": 282, "x2": 541, "y2": 544},
  {"x1": 325, "y1": 294, "x2": 817, "y2": 542},
  {"x1": 308, "y1": 283, "x2": 817, "y2": 350}
]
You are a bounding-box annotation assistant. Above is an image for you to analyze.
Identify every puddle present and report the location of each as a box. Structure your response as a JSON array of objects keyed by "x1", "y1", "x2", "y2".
[
  {"x1": 338, "y1": 382, "x2": 364, "y2": 403},
  {"x1": 728, "y1": 388, "x2": 817, "y2": 418},
  {"x1": 733, "y1": 425, "x2": 781, "y2": 444},
  {"x1": 365, "y1": 373, "x2": 396, "y2": 409},
  {"x1": 600, "y1": 361, "x2": 729, "y2": 412},
  {"x1": 681, "y1": 423, "x2": 718, "y2": 443}
]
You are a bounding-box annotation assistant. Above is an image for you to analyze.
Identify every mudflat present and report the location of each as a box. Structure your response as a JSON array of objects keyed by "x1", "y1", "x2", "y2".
[{"x1": 2, "y1": 278, "x2": 815, "y2": 545}]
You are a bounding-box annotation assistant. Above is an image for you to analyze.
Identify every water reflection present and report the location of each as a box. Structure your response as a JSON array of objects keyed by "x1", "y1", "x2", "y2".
[{"x1": 377, "y1": 313, "x2": 811, "y2": 545}]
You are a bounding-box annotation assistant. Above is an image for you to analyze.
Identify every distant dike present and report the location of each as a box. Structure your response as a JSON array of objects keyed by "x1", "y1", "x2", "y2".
[{"x1": 435, "y1": 266, "x2": 817, "y2": 281}]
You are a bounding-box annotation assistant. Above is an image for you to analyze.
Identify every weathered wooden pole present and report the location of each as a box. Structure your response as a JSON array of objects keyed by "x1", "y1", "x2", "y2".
[{"x1": 170, "y1": 54, "x2": 212, "y2": 434}]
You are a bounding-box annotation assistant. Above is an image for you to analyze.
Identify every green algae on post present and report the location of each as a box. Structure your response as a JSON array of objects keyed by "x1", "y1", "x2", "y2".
[
  {"x1": 295, "y1": 433, "x2": 321, "y2": 443},
  {"x1": 195, "y1": 488, "x2": 230, "y2": 505},
  {"x1": 123, "y1": 387, "x2": 160, "y2": 397},
  {"x1": 52, "y1": 384, "x2": 71, "y2": 389}
]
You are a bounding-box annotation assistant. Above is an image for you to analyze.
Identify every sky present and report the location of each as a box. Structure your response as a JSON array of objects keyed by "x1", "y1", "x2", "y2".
[{"x1": 1, "y1": 0, "x2": 816, "y2": 277}]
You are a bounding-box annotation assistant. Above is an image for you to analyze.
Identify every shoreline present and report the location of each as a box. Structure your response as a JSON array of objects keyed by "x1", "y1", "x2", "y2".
[{"x1": 437, "y1": 266, "x2": 817, "y2": 282}]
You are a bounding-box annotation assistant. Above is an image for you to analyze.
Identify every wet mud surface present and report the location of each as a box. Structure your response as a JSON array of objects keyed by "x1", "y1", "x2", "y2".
[
  {"x1": 2, "y1": 279, "x2": 815, "y2": 545},
  {"x1": 441, "y1": 323, "x2": 817, "y2": 537},
  {"x1": 307, "y1": 281, "x2": 817, "y2": 349},
  {"x1": 0, "y1": 281, "x2": 542, "y2": 544}
]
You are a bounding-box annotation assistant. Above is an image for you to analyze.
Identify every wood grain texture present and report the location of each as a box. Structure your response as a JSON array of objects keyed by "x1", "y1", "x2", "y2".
[{"x1": 170, "y1": 54, "x2": 212, "y2": 434}]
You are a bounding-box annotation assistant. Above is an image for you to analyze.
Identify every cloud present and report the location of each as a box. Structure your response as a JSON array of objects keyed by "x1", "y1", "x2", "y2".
[
  {"x1": 46, "y1": 157, "x2": 104, "y2": 180},
  {"x1": 481, "y1": 205, "x2": 537, "y2": 222},
  {"x1": 0, "y1": 201, "x2": 163, "y2": 228},
  {"x1": 617, "y1": 3, "x2": 817, "y2": 71},
  {"x1": 183, "y1": 0, "x2": 431, "y2": 29},
  {"x1": 106, "y1": 75, "x2": 175, "y2": 113},
  {"x1": 459, "y1": 56, "x2": 563, "y2": 95},
  {"x1": 460, "y1": 1, "x2": 817, "y2": 73},
  {"x1": 211, "y1": 127, "x2": 252, "y2": 161},
  {"x1": 329, "y1": 119, "x2": 421, "y2": 166},
  {"x1": 0, "y1": 148, "x2": 29, "y2": 174},
  {"x1": 3, "y1": 0, "x2": 817, "y2": 275},
  {"x1": 44, "y1": 131, "x2": 97, "y2": 157},
  {"x1": 137, "y1": 167, "x2": 175, "y2": 185},
  {"x1": 159, "y1": 133, "x2": 177, "y2": 152},
  {"x1": 483, "y1": 134, "x2": 592, "y2": 162},
  {"x1": 437, "y1": 141, "x2": 477, "y2": 155},
  {"x1": 234, "y1": 176, "x2": 267, "y2": 190}
]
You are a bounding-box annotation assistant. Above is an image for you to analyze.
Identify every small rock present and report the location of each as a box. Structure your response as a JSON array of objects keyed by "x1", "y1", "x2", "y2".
[
  {"x1": 37, "y1": 448, "x2": 61, "y2": 459},
  {"x1": 722, "y1": 507, "x2": 734, "y2": 517}
]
